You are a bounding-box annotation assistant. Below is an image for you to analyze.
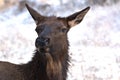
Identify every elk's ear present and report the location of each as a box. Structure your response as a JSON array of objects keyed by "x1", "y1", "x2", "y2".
[
  {"x1": 66, "y1": 7, "x2": 90, "y2": 28},
  {"x1": 25, "y1": 4, "x2": 44, "y2": 25}
]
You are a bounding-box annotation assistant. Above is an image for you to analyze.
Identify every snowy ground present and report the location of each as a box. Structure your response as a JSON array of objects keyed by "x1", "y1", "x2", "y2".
[{"x1": 0, "y1": 1, "x2": 120, "y2": 80}]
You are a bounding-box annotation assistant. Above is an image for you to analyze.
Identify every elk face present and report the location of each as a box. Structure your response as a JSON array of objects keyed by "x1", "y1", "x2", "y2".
[
  {"x1": 26, "y1": 4, "x2": 90, "y2": 53},
  {"x1": 35, "y1": 17, "x2": 69, "y2": 53}
]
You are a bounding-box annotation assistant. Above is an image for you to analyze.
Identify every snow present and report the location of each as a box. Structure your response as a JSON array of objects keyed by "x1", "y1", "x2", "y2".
[
  {"x1": 0, "y1": 1, "x2": 120, "y2": 80},
  {"x1": 69, "y1": 46, "x2": 120, "y2": 80}
]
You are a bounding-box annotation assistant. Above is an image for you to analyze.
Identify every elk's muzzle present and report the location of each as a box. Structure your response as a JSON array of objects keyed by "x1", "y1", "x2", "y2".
[{"x1": 35, "y1": 37, "x2": 50, "y2": 48}]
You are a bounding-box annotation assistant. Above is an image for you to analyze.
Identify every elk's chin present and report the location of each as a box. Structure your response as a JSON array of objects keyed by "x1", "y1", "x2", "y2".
[{"x1": 37, "y1": 46, "x2": 50, "y2": 53}]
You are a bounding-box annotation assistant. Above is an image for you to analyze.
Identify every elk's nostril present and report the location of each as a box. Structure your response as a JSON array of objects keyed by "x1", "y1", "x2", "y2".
[
  {"x1": 35, "y1": 38, "x2": 40, "y2": 44},
  {"x1": 44, "y1": 38, "x2": 50, "y2": 44}
]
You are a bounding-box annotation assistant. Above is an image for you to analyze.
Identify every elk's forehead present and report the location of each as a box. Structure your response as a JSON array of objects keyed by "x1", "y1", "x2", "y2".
[{"x1": 37, "y1": 18, "x2": 66, "y2": 28}]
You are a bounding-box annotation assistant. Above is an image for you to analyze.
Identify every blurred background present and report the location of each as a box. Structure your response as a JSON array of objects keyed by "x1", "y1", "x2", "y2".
[{"x1": 0, "y1": 0, "x2": 120, "y2": 80}]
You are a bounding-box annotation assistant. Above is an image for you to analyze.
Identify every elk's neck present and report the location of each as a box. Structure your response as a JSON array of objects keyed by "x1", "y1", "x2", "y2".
[
  {"x1": 22, "y1": 51, "x2": 47, "y2": 80},
  {"x1": 22, "y1": 48, "x2": 69, "y2": 80}
]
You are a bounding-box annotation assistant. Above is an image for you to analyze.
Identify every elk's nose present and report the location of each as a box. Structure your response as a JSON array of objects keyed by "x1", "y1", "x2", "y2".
[{"x1": 35, "y1": 37, "x2": 50, "y2": 47}]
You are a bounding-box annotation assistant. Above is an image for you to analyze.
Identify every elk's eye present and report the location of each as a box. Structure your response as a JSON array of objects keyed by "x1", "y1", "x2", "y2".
[
  {"x1": 35, "y1": 28, "x2": 43, "y2": 33},
  {"x1": 61, "y1": 28, "x2": 68, "y2": 33},
  {"x1": 35, "y1": 29, "x2": 38, "y2": 33},
  {"x1": 35, "y1": 25, "x2": 44, "y2": 33}
]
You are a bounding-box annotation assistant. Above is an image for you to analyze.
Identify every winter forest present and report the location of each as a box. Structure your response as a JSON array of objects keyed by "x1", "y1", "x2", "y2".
[{"x1": 0, "y1": 0, "x2": 120, "y2": 80}]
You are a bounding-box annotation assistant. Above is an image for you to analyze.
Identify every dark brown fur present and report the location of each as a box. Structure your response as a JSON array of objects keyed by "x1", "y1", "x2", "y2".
[{"x1": 0, "y1": 4, "x2": 90, "y2": 80}]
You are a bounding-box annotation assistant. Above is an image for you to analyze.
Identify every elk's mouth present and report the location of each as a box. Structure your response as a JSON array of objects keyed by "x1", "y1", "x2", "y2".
[
  {"x1": 35, "y1": 38, "x2": 50, "y2": 53},
  {"x1": 37, "y1": 46, "x2": 50, "y2": 53}
]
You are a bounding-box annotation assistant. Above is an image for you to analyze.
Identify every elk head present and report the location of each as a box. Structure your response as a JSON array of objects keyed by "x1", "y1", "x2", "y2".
[{"x1": 26, "y1": 4, "x2": 90, "y2": 54}]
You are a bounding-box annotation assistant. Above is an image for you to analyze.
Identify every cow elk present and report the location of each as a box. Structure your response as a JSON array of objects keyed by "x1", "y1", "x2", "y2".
[{"x1": 0, "y1": 4, "x2": 90, "y2": 80}]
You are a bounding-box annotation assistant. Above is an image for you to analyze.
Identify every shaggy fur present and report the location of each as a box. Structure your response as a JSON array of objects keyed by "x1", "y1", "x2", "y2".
[{"x1": 0, "y1": 4, "x2": 89, "y2": 80}]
